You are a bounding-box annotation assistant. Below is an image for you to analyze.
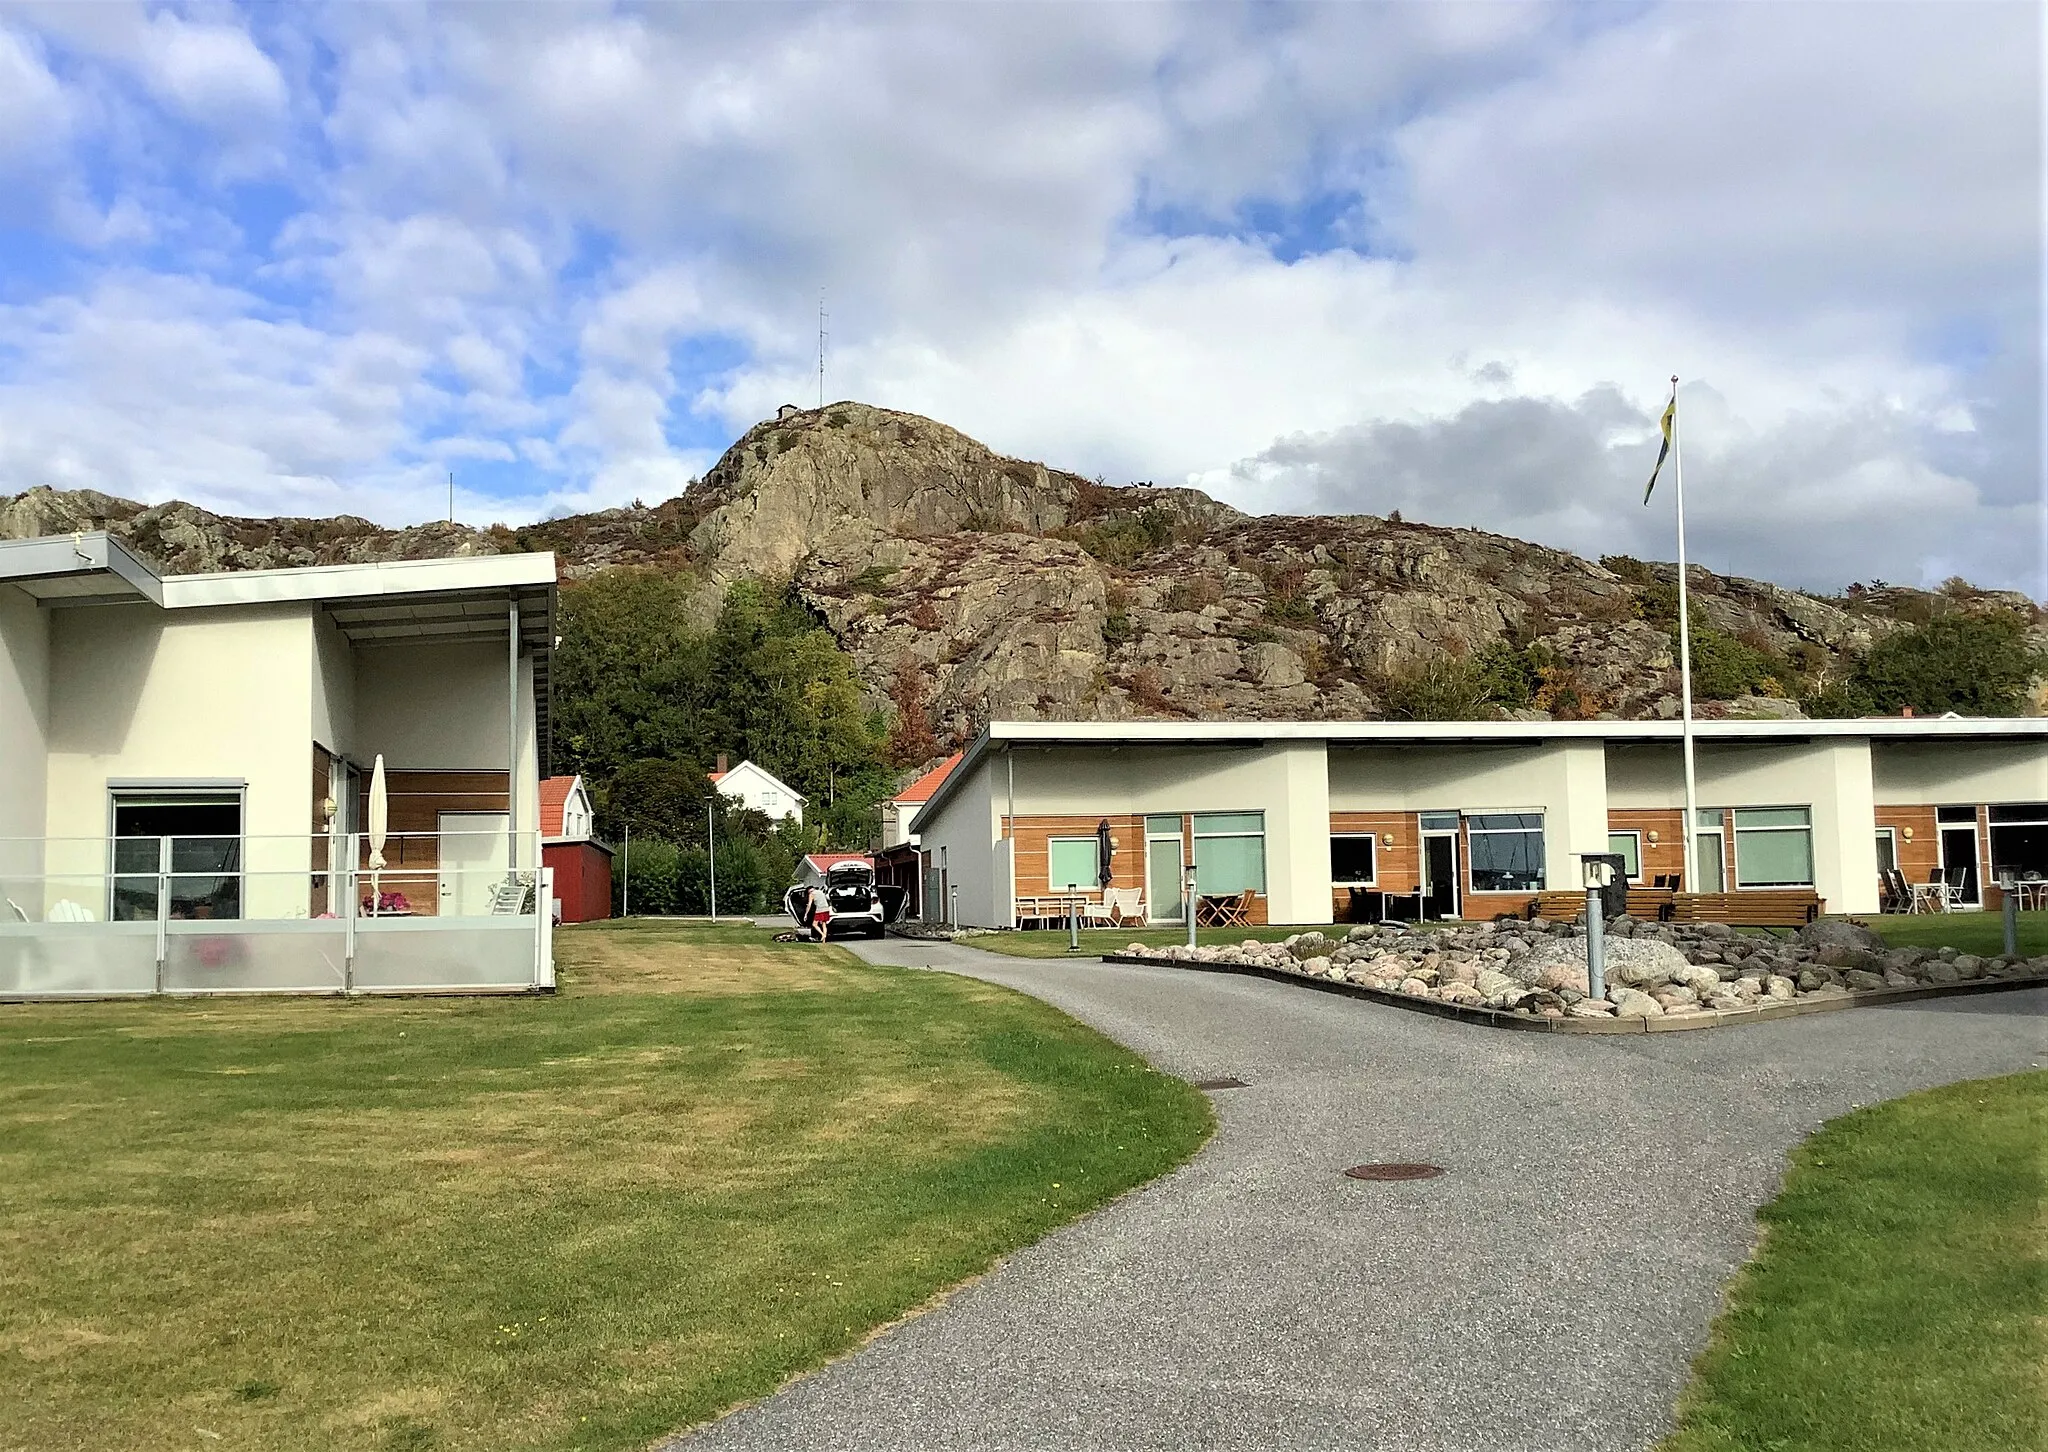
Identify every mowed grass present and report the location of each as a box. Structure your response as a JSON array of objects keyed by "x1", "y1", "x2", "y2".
[
  {"x1": 1661, "y1": 1070, "x2": 2047, "y2": 1452},
  {"x1": 1858, "y1": 909, "x2": 2048, "y2": 957},
  {"x1": 969, "y1": 923, "x2": 1348, "y2": 959},
  {"x1": 0, "y1": 919, "x2": 1212, "y2": 1452}
]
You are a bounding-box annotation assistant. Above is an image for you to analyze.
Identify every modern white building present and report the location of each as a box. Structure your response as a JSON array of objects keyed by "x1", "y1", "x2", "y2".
[
  {"x1": 710, "y1": 759, "x2": 805, "y2": 824},
  {"x1": 0, "y1": 532, "x2": 557, "y2": 996},
  {"x1": 906, "y1": 718, "x2": 2048, "y2": 929}
]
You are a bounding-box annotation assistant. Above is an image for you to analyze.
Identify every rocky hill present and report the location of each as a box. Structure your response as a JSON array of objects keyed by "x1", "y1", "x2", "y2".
[{"x1": 6, "y1": 401, "x2": 2043, "y2": 750}]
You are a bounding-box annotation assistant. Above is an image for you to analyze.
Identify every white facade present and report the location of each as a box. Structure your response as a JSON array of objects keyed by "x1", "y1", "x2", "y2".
[
  {"x1": 0, "y1": 533, "x2": 558, "y2": 996},
  {"x1": 911, "y1": 718, "x2": 2048, "y2": 928},
  {"x1": 713, "y1": 760, "x2": 805, "y2": 824}
]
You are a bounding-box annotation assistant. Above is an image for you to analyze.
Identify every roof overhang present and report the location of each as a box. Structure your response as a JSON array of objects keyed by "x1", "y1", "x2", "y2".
[
  {"x1": 0, "y1": 532, "x2": 164, "y2": 604},
  {"x1": 906, "y1": 715, "x2": 2048, "y2": 833}
]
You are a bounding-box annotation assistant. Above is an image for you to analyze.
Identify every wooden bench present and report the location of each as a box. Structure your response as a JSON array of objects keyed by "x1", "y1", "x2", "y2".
[
  {"x1": 1666, "y1": 890, "x2": 1824, "y2": 927},
  {"x1": 1525, "y1": 886, "x2": 1679, "y2": 922}
]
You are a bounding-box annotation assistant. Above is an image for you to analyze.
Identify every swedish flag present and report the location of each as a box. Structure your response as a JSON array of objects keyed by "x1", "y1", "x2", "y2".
[{"x1": 1643, "y1": 386, "x2": 1676, "y2": 504}]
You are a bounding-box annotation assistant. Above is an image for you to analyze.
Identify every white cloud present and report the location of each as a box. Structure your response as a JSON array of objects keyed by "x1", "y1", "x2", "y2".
[{"x1": 0, "y1": 1, "x2": 2034, "y2": 596}]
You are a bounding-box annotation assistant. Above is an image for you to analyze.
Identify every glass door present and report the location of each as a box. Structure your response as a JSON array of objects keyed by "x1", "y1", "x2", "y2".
[
  {"x1": 1146, "y1": 815, "x2": 1185, "y2": 923},
  {"x1": 1419, "y1": 812, "x2": 1460, "y2": 920},
  {"x1": 1694, "y1": 810, "x2": 1725, "y2": 893},
  {"x1": 1938, "y1": 806, "x2": 1980, "y2": 907}
]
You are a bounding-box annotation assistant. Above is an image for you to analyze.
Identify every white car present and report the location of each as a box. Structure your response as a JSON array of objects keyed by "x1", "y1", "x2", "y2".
[{"x1": 783, "y1": 861, "x2": 886, "y2": 941}]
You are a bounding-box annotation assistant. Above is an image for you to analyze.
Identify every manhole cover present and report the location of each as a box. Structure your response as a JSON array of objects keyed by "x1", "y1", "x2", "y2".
[
  {"x1": 1193, "y1": 1077, "x2": 1249, "y2": 1090},
  {"x1": 1343, "y1": 1163, "x2": 1445, "y2": 1181}
]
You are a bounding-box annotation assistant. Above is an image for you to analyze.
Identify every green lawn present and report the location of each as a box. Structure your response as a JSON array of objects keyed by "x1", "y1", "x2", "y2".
[
  {"x1": 966, "y1": 923, "x2": 1349, "y2": 959},
  {"x1": 0, "y1": 920, "x2": 1211, "y2": 1452},
  {"x1": 1661, "y1": 1070, "x2": 2046, "y2": 1452},
  {"x1": 1857, "y1": 909, "x2": 2048, "y2": 957}
]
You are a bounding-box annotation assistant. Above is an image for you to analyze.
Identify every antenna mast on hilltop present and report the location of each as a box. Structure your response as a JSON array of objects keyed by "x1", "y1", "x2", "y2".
[{"x1": 817, "y1": 289, "x2": 827, "y2": 409}]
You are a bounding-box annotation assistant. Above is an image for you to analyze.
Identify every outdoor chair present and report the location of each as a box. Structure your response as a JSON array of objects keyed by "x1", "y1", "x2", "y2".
[
  {"x1": 1083, "y1": 894, "x2": 1119, "y2": 927},
  {"x1": 1100, "y1": 886, "x2": 1145, "y2": 924},
  {"x1": 1197, "y1": 891, "x2": 1253, "y2": 928},
  {"x1": 1940, "y1": 868, "x2": 1970, "y2": 912}
]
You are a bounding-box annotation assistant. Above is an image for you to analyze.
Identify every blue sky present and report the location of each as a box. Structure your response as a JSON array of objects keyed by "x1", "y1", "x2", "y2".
[{"x1": 0, "y1": 1, "x2": 2038, "y2": 594}]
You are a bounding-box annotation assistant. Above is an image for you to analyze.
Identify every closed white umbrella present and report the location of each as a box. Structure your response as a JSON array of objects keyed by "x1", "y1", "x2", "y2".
[{"x1": 367, "y1": 754, "x2": 389, "y2": 911}]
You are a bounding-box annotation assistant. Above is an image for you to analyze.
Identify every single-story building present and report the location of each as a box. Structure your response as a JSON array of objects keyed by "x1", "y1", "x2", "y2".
[
  {"x1": 541, "y1": 773, "x2": 612, "y2": 924},
  {"x1": 905, "y1": 718, "x2": 2048, "y2": 928},
  {"x1": 710, "y1": 757, "x2": 804, "y2": 824},
  {"x1": 0, "y1": 531, "x2": 557, "y2": 996}
]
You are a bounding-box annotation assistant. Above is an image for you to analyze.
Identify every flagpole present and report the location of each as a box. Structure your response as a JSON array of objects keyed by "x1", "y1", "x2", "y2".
[{"x1": 1671, "y1": 375, "x2": 1702, "y2": 892}]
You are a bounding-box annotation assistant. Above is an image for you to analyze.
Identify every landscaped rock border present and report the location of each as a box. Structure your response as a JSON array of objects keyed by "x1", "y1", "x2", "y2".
[{"x1": 1106, "y1": 917, "x2": 2048, "y2": 1033}]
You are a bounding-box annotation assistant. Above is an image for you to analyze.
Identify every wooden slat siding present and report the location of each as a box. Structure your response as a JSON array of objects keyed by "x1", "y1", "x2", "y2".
[
  {"x1": 1874, "y1": 804, "x2": 1939, "y2": 898},
  {"x1": 1607, "y1": 808, "x2": 1689, "y2": 886},
  {"x1": 1328, "y1": 812, "x2": 1416, "y2": 919},
  {"x1": 1002, "y1": 814, "x2": 1271, "y2": 926},
  {"x1": 348, "y1": 770, "x2": 513, "y2": 919}
]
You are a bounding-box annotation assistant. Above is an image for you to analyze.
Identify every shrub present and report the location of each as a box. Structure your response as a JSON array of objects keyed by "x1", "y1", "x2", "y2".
[
  {"x1": 1163, "y1": 577, "x2": 1224, "y2": 613},
  {"x1": 1808, "y1": 610, "x2": 2046, "y2": 717}
]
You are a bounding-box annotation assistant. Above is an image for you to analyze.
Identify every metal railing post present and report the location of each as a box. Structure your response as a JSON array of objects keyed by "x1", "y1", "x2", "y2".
[
  {"x1": 343, "y1": 831, "x2": 358, "y2": 992},
  {"x1": 154, "y1": 834, "x2": 170, "y2": 993},
  {"x1": 537, "y1": 864, "x2": 555, "y2": 990}
]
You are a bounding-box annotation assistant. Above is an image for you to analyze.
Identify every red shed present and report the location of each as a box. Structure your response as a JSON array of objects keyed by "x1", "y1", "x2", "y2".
[{"x1": 540, "y1": 775, "x2": 614, "y2": 923}]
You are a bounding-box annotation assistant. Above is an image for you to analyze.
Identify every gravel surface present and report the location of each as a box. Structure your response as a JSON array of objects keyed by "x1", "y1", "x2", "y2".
[{"x1": 673, "y1": 939, "x2": 2047, "y2": 1452}]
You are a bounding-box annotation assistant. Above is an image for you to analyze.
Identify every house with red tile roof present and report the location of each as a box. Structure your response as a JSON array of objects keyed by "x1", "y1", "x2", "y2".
[
  {"x1": 881, "y1": 751, "x2": 962, "y2": 849},
  {"x1": 538, "y1": 774, "x2": 611, "y2": 923}
]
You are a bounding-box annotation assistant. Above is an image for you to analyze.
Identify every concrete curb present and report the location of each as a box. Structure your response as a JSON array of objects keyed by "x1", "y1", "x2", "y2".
[{"x1": 1098, "y1": 954, "x2": 2048, "y2": 1033}]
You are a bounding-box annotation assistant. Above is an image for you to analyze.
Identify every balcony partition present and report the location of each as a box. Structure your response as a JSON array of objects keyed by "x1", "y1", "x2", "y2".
[{"x1": 0, "y1": 832, "x2": 552, "y2": 999}]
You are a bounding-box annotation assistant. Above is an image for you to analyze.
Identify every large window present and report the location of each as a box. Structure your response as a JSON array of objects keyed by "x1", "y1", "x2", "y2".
[
  {"x1": 1331, "y1": 834, "x2": 1377, "y2": 886},
  {"x1": 1733, "y1": 807, "x2": 1814, "y2": 887},
  {"x1": 1467, "y1": 813, "x2": 1545, "y2": 892},
  {"x1": 1608, "y1": 831, "x2": 1642, "y2": 881},
  {"x1": 1193, "y1": 812, "x2": 1265, "y2": 895},
  {"x1": 109, "y1": 793, "x2": 243, "y2": 921},
  {"x1": 1047, "y1": 837, "x2": 1098, "y2": 892},
  {"x1": 1988, "y1": 804, "x2": 2048, "y2": 884}
]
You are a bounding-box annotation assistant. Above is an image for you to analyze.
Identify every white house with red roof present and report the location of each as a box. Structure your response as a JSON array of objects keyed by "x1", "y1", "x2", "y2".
[
  {"x1": 538, "y1": 774, "x2": 611, "y2": 923},
  {"x1": 881, "y1": 751, "x2": 962, "y2": 849},
  {"x1": 708, "y1": 757, "x2": 805, "y2": 825}
]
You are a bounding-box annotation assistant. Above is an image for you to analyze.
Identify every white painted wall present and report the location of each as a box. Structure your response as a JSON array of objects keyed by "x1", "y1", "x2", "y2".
[
  {"x1": 42, "y1": 602, "x2": 317, "y2": 911},
  {"x1": 1606, "y1": 740, "x2": 1882, "y2": 912},
  {"x1": 354, "y1": 642, "x2": 509, "y2": 768},
  {"x1": 714, "y1": 761, "x2": 805, "y2": 824},
  {"x1": 311, "y1": 610, "x2": 357, "y2": 758},
  {"x1": 1329, "y1": 741, "x2": 1610, "y2": 890},
  {"x1": 1870, "y1": 741, "x2": 2048, "y2": 805},
  {"x1": 0, "y1": 584, "x2": 50, "y2": 875}
]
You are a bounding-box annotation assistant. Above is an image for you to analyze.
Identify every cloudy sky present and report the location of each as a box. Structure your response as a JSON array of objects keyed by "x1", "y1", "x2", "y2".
[{"x1": 0, "y1": 1, "x2": 2039, "y2": 594}]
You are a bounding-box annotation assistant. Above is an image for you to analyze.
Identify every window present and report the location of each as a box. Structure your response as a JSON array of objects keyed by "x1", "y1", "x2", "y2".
[
  {"x1": 109, "y1": 792, "x2": 243, "y2": 921},
  {"x1": 1874, "y1": 828, "x2": 1898, "y2": 873},
  {"x1": 1331, "y1": 834, "x2": 1377, "y2": 885},
  {"x1": 1733, "y1": 807, "x2": 1814, "y2": 888},
  {"x1": 1467, "y1": 813, "x2": 1545, "y2": 892},
  {"x1": 1988, "y1": 803, "x2": 2048, "y2": 884},
  {"x1": 1608, "y1": 831, "x2": 1642, "y2": 881},
  {"x1": 1694, "y1": 808, "x2": 1725, "y2": 894},
  {"x1": 1048, "y1": 837, "x2": 1098, "y2": 892},
  {"x1": 762, "y1": 789, "x2": 779, "y2": 809},
  {"x1": 1193, "y1": 812, "x2": 1265, "y2": 895}
]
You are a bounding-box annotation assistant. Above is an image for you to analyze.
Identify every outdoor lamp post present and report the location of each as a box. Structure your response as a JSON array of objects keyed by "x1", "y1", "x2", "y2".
[
  {"x1": 1184, "y1": 861, "x2": 1199, "y2": 950},
  {"x1": 1067, "y1": 879, "x2": 1083, "y2": 953},
  {"x1": 704, "y1": 797, "x2": 720, "y2": 924},
  {"x1": 1998, "y1": 867, "x2": 2019, "y2": 957},
  {"x1": 1579, "y1": 853, "x2": 1621, "y2": 1003}
]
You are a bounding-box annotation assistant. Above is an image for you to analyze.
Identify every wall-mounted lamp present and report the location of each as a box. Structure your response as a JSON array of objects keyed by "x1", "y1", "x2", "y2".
[
  {"x1": 1901, "y1": 827, "x2": 1914, "y2": 841},
  {"x1": 1381, "y1": 832, "x2": 1395, "y2": 846},
  {"x1": 1647, "y1": 829, "x2": 1660, "y2": 846}
]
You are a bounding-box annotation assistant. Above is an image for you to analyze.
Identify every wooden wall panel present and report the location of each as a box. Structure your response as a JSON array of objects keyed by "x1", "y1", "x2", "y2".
[
  {"x1": 1608, "y1": 808, "x2": 1688, "y2": 886},
  {"x1": 1003, "y1": 814, "x2": 1271, "y2": 925},
  {"x1": 346, "y1": 770, "x2": 513, "y2": 918},
  {"x1": 1874, "y1": 804, "x2": 1939, "y2": 884}
]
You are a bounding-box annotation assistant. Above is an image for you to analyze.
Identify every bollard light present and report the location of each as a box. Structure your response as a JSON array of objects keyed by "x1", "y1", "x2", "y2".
[
  {"x1": 1579, "y1": 853, "x2": 1625, "y2": 1004},
  {"x1": 1184, "y1": 862, "x2": 1200, "y2": 949},
  {"x1": 1067, "y1": 881, "x2": 1084, "y2": 952}
]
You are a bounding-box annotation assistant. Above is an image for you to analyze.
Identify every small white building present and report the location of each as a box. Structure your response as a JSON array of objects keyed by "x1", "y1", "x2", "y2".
[
  {"x1": 710, "y1": 759, "x2": 805, "y2": 824},
  {"x1": 0, "y1": 532, "x2": 557, "y2": 997}
]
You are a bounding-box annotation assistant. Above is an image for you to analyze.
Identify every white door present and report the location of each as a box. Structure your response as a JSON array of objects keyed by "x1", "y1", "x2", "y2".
[{"x1": 439, "y1": 813, "x2": 509, "y2": 916}]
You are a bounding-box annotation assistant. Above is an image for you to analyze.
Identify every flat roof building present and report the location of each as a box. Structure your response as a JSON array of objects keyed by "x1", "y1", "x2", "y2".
[{"x1": 906, "y1": 718, "x2": 2048, "y2": 930}]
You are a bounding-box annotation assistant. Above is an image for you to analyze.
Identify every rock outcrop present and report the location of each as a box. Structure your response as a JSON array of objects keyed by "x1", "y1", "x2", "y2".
[{"x1": 5, "y1": 399, "x2": 2042, "y2": 749}]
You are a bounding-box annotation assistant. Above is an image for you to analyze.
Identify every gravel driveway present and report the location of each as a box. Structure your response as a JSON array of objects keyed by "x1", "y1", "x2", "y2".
[{"x1": 674, "y1": 938, "x2": 2046, "y2": 1452}]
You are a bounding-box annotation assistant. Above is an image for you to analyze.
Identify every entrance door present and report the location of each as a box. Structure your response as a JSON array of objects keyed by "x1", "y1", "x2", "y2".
[
  {"x1": 1422, "y1": 834, "x2": 1459, "y2": 920},
  {"x1": 1148, "y1": 838, "x2": 1185, "y2": 922},
  {"x1": 1939, "y1": 817, "x2": 1981, "y2": 907},
  {"x1": 439, "y1": 812, "x2": 509, "y2": 916}
]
